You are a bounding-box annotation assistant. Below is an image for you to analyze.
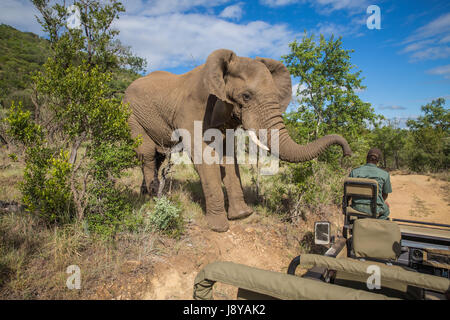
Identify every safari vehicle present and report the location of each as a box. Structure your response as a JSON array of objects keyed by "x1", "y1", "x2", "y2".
[{"x1": 193, "y1": 178, "x2": 450, "y2": 300}]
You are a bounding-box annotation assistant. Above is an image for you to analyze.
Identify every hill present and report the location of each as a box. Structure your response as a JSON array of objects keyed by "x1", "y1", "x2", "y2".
[
  {"x1": 0, "y1": 24, "x2": 141, "y2": 112},
  {"x1": 0, "y1": 24, "x2": 51, "y2": 111}
]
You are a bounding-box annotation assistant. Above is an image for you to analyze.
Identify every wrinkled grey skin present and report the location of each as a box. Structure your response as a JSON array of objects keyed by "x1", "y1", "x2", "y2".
[{"x1": 124, "y1": 49, "x2": 352, "y2": 232}]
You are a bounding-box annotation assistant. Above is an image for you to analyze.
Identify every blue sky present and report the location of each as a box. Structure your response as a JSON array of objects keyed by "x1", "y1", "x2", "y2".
[{"x1": 1, "y1": 0, "x2": 449, "y2": 126}]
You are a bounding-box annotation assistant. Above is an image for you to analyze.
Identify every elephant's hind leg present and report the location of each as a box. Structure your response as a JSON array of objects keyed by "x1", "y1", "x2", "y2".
[{"x1": 129, "y1": 116, "x2": 159, "y2": 196}]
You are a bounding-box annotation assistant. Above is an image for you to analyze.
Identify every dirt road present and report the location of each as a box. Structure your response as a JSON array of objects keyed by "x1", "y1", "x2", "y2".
[{"x1": 389, "y1": 174, "x2": 449, "y2": 225}]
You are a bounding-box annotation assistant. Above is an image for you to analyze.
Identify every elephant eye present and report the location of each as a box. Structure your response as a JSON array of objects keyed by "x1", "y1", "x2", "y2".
[{"x1": 242, "y1": 93, "x2": 251, "y2": 102}]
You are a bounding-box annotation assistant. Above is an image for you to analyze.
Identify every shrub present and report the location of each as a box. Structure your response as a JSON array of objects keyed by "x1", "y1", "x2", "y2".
[
  {"x1": 86, "y1": 183, "x2": 143, "y2": 239},
  {"x1": 21, "y1": 148, "x2": 74, "y2": 224},
  {"x1": 4, "y1": 102, "x2": 74, "y2": 224},
  {"x1": 261, "y1": 161, "x2": 344, "y2": 221},
  {"x1": 148, "y1": 196, "x2": 184, "y2": 238},
  {"x1": 1, "y1": 0, "x2": 146, "y2": 238}
]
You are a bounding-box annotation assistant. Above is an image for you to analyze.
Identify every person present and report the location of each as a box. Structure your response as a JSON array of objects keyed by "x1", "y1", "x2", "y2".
[{"x1": 349, "y1": 148, "x2": 392, "y2": 219}]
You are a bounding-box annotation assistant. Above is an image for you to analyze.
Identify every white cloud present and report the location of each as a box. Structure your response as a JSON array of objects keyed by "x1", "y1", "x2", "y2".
[
  {"x1": 312, "y1": 22, "x2": 354, "y2": 37},
  {"x1": 291, "y1": 82, "x2": 308, "y2": 100},
  {"x1": 401, "y1": 13, "x2": 450, "y2": 62},
  {"x1": 0, "y1": 0, "x2": 299, "y2": 73},
  {"x1": 427, "y1": 64, "x2": 450, "y2": 79},
  {"x1": 260, "y1": 0, "x2": 368, "y2": 38},
  {"x1": 115, "y1": 13, "x2": 298, "y2": 71},
  {"x1": 311, "y1": 0, "x2": 369, "y2": 15},
  {"x1": 401, "y1": 39, "x2": 434, "y2": 54},
  {"x1": 260, "y1": 0, "x2": 369, "y2": 14},
  {"x1": 405, "y1": 12, "x2": 450, "y2": 43},
  {"x1": 410, "y1": 47, "x2": 450, "y2": 61},
  {"x1": 378, "y1": 105, "x2": 406, "y2": 110},
  {"x1": 438, "y1": 34, "x2": 450, "y2": 44},
  {"x1": 260, "y1": 0, "x2": 300, "y2": 7},
  {"x1": 219, "y1": 3, "x2": 244, "y2": 21},
  {"x1": 122, "y1": 0, "x2": 230, "y2": 16},
  {"x1": 0, "y1": 0, "x2": 42, "y2": 35}
]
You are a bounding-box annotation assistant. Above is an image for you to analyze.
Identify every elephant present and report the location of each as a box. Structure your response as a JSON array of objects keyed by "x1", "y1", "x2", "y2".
[{"x1": 124, "y1": 49, "x2": 352, "y2": 232}]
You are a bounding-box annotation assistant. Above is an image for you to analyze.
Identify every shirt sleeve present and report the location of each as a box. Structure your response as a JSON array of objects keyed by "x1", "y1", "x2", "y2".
[{"x1": 383, "y1": 174, "x2": 392, "y2": 194}]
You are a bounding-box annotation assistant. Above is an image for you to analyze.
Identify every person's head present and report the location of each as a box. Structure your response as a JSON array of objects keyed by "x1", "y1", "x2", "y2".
[{"x1": 366, "y1": 148, "x2": 382, "y2": 164}]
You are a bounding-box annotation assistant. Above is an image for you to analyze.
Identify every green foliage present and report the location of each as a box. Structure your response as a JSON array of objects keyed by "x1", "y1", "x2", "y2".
[
  {"x1": 282, "y1": 32, "x2": 379, "y2": 141},
  {"x1": 282, "y1": 32, "x2": 380, "y2": 168},
  {"x1": 370, "y1": 120, "x2": 407, "y2": 169},
  {"x1": 405, "y1": 98, "x2": 449, "y2": 172},
  {"x1": 31, "y1": 0, "x2": 146, "y2": 73},
  {"x1": 262, "y1": 161, "x2": 344, "y2": 221},
  {"x1": 0, "y1": 21, "x2": 142, "y2": 112},
  {"x1": 3, "y1": 0, "x2": 145, "y2": 237},
  {"x1": 0, "y1": 24, "x2": 51, "y2": 110},
  {"x1": 148, "y1": 196, "x2": 184, "y2": 238},
  {"x1": 22, "y1": 149, "x2": 74, "y2": 224},
  {"x1": 273, "y1": 32, "x2": 380, "y2": 218},
  {"x1": 4, "y1": 102, "x2": 43, "y2": 145},
  {"x1": 86, "y1": 182, "x2": 143, "y2": 239},
  {"x1": 5, "y1": 101, "x2": 74, "y2": 223}
]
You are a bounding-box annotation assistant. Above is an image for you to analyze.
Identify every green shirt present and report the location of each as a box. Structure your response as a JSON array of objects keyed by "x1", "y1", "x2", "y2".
[{"x1": 349, "y1": 163, "x2": 392, "y2": 219}]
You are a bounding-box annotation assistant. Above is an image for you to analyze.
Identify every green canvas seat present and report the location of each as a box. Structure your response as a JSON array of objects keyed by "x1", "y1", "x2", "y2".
[
  {"x1": 193, "y1": 261, "x2": 396, "y2": 300},
  {"x1": 343, "y1": 177, "x2": 378, "y2": 218},
  {"x1": 300, "y1": 253, "x2": 449, "y2": 299},
  {"x1": 352, "y1": 218, "x2": 402, "y2": 260}
]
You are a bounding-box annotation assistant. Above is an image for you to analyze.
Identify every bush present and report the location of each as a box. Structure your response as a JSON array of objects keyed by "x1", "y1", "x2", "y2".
[
  {"x1": 0, "y1": 0, "x2": 146, "y2": 239},
  {"x1": 4, "y1": 102, "x2": 74, "y2": 224},
  {"x1": 86, "y1": 183, "x2": 143, "y2": 239},
  {"x1": 22, "y1": 148, "x2": 74, "y2": 224},
  {"x1": 148, "y1": 196, "x2": 184, "y2": 238},
  {"x1": 261, "y1": 161, "x2": 344, "y2": 221}
]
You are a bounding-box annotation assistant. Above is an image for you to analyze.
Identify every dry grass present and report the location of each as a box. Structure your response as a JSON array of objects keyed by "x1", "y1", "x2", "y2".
[
  {"x1": 0, "y1": 149, "x2": 343, "y2": 299},
  {"x1": 0, "y1": 147, "x2": 23, "y2": 202},
  {"x1": 0, "y1": 207, "x2": 168, "y2": 299},
  {"x1": 429, "y1": 171, "x2": 450, "y2": 183},
  {"x1": 0, "y1": 149, "x2": 161, "y2": 299},
  {"x1": 0, "y1": 151, "x2": 207, "y2": 299}
]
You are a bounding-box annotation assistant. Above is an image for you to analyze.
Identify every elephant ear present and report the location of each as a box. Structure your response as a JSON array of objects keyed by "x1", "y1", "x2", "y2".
[
  {"x1": 255, "y1": 57, "x2": 292, "y2": 113},
  {"x1": 203, "y1": 49, "x2": 236, "y2": 103},
  {"x1": 210, "y1": 99, "x2": 234, "y2": 128}
]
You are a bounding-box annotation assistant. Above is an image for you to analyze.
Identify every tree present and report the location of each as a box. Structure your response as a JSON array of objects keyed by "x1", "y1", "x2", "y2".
[
  {"x1": 371, "y1": 120, "x2": 406, "y2": 169},
  {"x1": 261, "y1": 33, "x2": 381, "y2": 222},
  {"x1": 5, "y1": 0, "x2": 146, "y2": 236},
  {"x1": 282, "y1": 32, "x2": 378, "y2": 140},
  {"x1": 282, "y1": 32, "x2": 379, "y2": 166},
  {"x1": 405, "y1": 98, "x2": 449, "y2": 172}
]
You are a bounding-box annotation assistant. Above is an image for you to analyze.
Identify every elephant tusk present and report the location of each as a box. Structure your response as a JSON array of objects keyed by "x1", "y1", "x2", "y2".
[{"x1": 248, "y1": 131, "x2": 269, "y2": 151}]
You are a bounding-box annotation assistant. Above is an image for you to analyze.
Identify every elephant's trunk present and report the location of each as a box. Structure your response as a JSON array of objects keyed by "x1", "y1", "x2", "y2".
[
  {"x1": 277, "y1": 128, "x2": 352, "y2": 162},
  {"x1": 261, "y1": 110, "x2": 352, "y2": 162}
]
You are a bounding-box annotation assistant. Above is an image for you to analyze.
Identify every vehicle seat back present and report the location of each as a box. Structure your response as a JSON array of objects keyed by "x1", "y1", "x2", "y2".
[{"x1": 343, "y1": 177, "x2": 379, "y2": 218}]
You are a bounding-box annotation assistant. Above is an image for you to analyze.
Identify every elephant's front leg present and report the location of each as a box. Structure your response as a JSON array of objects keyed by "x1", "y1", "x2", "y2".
[
  {"x1": 195, "y1": 160, "x2": 229, "y2": 232},
  {"x1": 220, "y1": 145, "x2": 253, "y2": 220}
]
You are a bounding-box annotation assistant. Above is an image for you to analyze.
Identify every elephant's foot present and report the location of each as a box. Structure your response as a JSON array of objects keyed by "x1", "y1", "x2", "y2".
[
  {"x1": 140, "y1": 180, "x2": 160, "y2": 196},
  {"x1": 140, "y1": 184, "x2": 148, "y2": 196},
  {"x1": 205, "y1": 212, "x2": 229, "y2": 232},
  {"x1": 227, "y1": 204, "x2": 253, "y2": 220}
]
